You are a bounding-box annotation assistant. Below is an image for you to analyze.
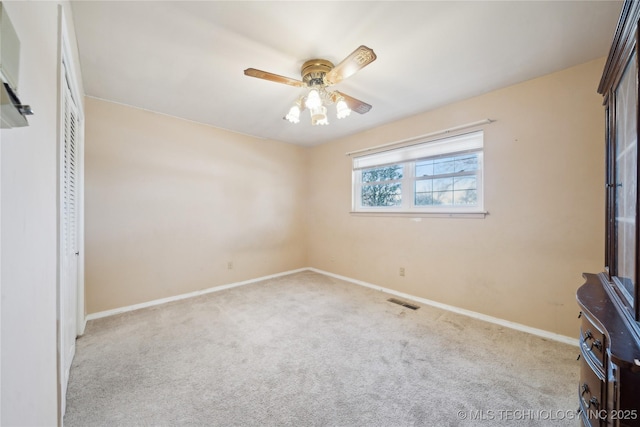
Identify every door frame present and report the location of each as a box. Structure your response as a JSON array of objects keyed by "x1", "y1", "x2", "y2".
[{"x1": 57, "y1": 5, "x2": 85, "y2": 420}]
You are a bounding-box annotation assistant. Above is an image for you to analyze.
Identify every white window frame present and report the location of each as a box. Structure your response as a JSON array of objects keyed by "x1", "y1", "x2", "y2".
[{"x1": 351, "y1": 131, "x2": 486, "y2": 217}]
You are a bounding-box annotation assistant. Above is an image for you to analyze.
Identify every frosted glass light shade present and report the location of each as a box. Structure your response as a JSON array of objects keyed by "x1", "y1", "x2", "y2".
[
  {"x1": 336, "y1": 99, "x2": 351, "y2": 119},
  {"x1": 305, "y1": 89, "x2": 322, "y2": 109},
  {"x1": 310, "y1": 105, "x2": 328, "y2": 125},
  {"x1": 285, "y1": 105, "x2": 300, "y2": 123}
]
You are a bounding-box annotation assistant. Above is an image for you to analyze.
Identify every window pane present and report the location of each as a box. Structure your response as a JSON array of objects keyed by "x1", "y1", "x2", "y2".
[
  {"x1": 415, "y1": 161, "x2": 433, "y2": 177},
  {"x1": 416, "y1": 152, "x2": 479, "y2": 177},
  {"x1": 361, "y1": 165, "x2": 403, "y2": 183},
  {"x1": 415, "y1": 180, "x2": 433, "y2": 193},
  {"x1": 361, "y1": 183, "x2": 402, "y2": 207},
  {"x1": 453, "y1": 176, "x2": 476, "y2": 191},
  {"x1": 415, "y1": 176, "x2": 477, "y2": 206},
  {"x1": 433, "y1": 190, "x2": 453, "y2": 205},
  {"x1": 453, "y1": 176, "x2": 477, "y2": 205},
  {"x1": 454, "y1": 155, "x2": 478, "y2": 172},
  {"x1": 453, "y1": 190, "x2": 477, "y2": 205},
  {"x1": 415, "y1": 179, "x2": 452, "y2": 205},
  {"x1": 433, "y1": 158, "x2": 456, "y2": 175},
  {"x1": 415, "y1": 180, "x2": 434, "y2": 205},
  {"x1": 433, "y1": 177, "x2": 453, "y2": 192}
]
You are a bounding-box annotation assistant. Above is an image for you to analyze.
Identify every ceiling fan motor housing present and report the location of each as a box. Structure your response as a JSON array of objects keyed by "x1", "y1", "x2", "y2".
[{"x1": 301, "y1": 59, "x2": 334, "y2": 86}]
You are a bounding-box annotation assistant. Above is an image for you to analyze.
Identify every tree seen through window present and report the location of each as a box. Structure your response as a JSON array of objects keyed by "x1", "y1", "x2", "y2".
[{"x1": 361, "y1": 165, "x2": 403, "y2": 207}]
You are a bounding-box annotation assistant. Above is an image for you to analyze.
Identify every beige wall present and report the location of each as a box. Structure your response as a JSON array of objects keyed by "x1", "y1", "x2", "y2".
[
  {"x1": 84, "y1": 98, "x2": 307, "y2": 313},
  {"x1": 307, "y1": 58, "x2": 606, "y2": 338}
]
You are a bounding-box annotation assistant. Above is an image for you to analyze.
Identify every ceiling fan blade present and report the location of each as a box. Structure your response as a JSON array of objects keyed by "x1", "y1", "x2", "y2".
[
  {"x1": 334, "y1": 91, "x2": 372, "y2": 114},
  {"x1": 325, "y1": 46, "x2": 377, "y2": 85},
  {"x1": 244, "y1": 68, "x2": 305, "y2": 88}
]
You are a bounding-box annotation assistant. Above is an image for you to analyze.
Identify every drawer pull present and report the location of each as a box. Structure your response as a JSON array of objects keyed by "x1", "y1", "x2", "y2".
[
  {"x1": 590, "y1": 339, "x2": 602, "y2": 352},
  {"x1": 581, "y1": 383, "x2": 590, "y2": 396},
  {"x1": 588, "y1": 397, "x2": 600, "y2": 410},
  {"x1": 585, "y1": 330, "x2": 593, "y2": 340}
]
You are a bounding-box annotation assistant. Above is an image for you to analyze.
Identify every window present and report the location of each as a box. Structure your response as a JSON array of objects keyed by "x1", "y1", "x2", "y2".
[{"x1": 352, "y1": 131, "x2": 484, "y2": 215}]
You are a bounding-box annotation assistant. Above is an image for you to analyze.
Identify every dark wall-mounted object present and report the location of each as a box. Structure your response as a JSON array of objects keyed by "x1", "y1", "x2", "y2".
[
  {"x1": 576, "y1": 1, "x2": 640, "y2": 426},
  {"x1": 0, "y1": 1, "x2": 33, "y2": 129}
]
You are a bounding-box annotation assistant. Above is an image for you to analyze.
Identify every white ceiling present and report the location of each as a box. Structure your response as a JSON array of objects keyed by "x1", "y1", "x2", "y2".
[{"x1": 70, "y1": 1, "x2": 623, "y2": 147}]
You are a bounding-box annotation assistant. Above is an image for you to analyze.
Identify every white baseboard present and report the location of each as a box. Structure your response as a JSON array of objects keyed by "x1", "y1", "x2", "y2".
[
  {"x1": 85, "y1": 268, "x2": 308, "y2": 321},
  {"x1": 85, "y1": 266, "x2": 579, "y2": 347},
  {"x1": 308, "y1": 267, "x2": 579, "y2": 347},
  {"x1": 78, "y1": 317, "x2": 87, "y2": 336}
]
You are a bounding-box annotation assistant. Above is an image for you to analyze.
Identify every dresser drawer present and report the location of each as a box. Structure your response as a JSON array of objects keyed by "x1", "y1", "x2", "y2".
[
  {"x1": 579, "y1": 359, "x2": 606, "y2": 426},
  {"x1": 580, "y1": 314, "x2": 607, "y2": 370}
]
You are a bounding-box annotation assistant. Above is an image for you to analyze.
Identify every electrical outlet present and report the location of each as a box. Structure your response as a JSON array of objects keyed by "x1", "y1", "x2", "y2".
[
  {"x1": 227, "y1": 261, "x2": 233, "y2": 270},
  {"x1": 399, "y1": 267, "x2": 405, "y2": 277}
]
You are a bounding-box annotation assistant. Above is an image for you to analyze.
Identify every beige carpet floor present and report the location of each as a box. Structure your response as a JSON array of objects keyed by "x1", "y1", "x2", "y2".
[{"x1": 64, "y1": 271, "x2": 580, "y2": 426}]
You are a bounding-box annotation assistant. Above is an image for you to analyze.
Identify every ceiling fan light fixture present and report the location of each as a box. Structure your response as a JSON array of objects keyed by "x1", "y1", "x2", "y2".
[
  {"x1": 336, "y1": 98, "x2": 351, "y2": 119},
  {"x1": 310, "y1": 105, "x2": 328, "y2": 126},
  {"x1": 285, "y1": 104, "x2": 301, "y2": 123},
  {"x1": 245, "y1": 46, "x2": 376, "y2": 127},
  {"x1": 305, "y1": 89, "x2": 322, "y2": 109}
]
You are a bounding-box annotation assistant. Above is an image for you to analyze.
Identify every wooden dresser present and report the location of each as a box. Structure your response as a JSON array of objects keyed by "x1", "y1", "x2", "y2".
[
  {"x1": 577, "y1": 274, "x2": 640, "y2": 426},
  {"x1": 576, "y1": 1, "x2": 640, "y2": 426}
]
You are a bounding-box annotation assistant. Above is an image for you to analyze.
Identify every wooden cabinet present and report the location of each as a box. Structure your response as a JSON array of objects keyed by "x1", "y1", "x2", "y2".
[{"x1": 576, "y1": 1, "x2": 640, "y2": 426}]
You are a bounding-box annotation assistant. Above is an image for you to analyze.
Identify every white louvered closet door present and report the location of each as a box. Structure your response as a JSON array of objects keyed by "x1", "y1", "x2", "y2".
[{"x1": 60, "y1": 66, "x2": 79, "y2": 412}]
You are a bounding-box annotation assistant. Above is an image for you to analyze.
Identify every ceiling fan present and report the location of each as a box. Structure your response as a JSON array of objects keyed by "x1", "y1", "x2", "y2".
[{"x1": 244, "y1": 45, "x2": 377, "y2": 126}]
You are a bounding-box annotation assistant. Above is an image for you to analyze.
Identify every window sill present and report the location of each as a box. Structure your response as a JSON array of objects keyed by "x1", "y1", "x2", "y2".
[{"x1": 349, "y1": 211, "x2": 488, "y2": 219}]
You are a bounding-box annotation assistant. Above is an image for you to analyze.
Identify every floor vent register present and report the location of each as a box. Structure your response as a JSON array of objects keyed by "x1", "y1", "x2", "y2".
[{"x1": 387, "y1": 298, "x2": 420, "y2": 310}]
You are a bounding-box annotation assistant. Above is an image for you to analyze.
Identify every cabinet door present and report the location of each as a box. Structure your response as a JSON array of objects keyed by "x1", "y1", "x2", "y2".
[{"x1": 612, "y1": 51, "x2": 638, "y2": 314}]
